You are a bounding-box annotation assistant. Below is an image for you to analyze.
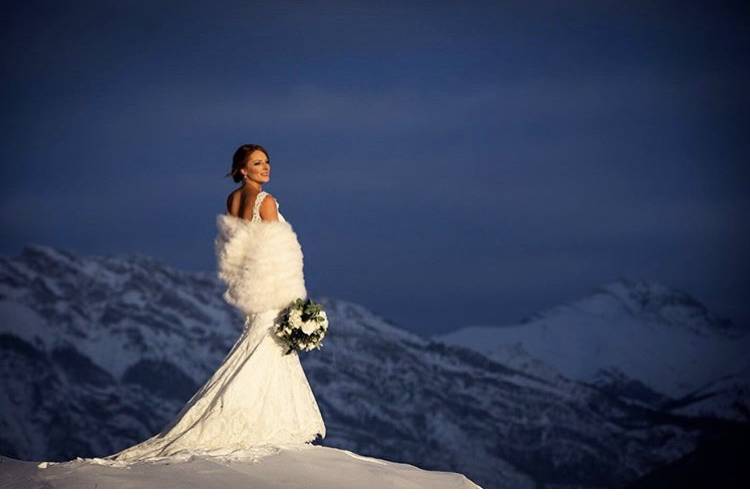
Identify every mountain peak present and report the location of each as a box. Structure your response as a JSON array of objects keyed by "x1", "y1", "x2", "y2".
[
  {"x1": 517, "y1": 278, "x2": 738, "y2": 339},
  {"x1": 593, "y1": 278, "x2": 737, "y2": 338},
  {"x1": 20, "y1": 243, "x2": 79, "y2": 266}
]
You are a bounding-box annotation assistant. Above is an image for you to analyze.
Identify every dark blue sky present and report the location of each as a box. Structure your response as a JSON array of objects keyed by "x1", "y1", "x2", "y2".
[{"x1": 2, "y1": 0, "x2": 748, "y2": 335}]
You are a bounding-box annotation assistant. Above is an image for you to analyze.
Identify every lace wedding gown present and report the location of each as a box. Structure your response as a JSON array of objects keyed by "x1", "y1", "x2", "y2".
[{"x1": 100, "y1": 191, "x2": 326, "y2": 464}]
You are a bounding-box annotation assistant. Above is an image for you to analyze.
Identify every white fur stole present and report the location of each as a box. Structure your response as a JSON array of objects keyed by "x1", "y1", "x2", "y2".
[{"x1": 215, "y1": 214, "x2": 308, "y2": 315}]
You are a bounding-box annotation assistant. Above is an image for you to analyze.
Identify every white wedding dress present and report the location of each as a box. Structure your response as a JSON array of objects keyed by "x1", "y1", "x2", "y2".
[{"x1": 99, "y1": 191, "x2": 326, "y2": 464}]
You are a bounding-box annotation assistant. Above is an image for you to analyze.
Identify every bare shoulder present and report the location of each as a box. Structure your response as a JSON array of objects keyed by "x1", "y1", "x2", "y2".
[
  {"x1": 259, "y1": 192, "x2": 279, "y2": 221},
  {"x1": 262, "y1": 192, "x2": 278, "y2": 205},
  {"x1": 226, "y1": 188, "x2": 241, "y2": 215}
]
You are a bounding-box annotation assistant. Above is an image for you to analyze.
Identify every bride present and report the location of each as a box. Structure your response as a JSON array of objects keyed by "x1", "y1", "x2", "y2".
[
  {"x1": 102, "y1": 143, "x2": 326, "y2": 463},
  {"x1": 30, "y1": 144, "x2": 481, "y2": 488}
]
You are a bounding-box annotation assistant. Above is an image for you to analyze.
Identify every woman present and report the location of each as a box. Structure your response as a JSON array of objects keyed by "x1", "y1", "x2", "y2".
[
  {"x1": 102, "y1": 144, "x2": 326, "y2": 463},
  {"x1": 33, "y1": 145, "x2": 481, "y2": 489}
]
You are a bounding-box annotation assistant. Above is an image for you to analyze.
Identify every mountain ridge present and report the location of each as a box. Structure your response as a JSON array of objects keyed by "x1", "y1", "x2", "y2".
[
  {"x1": 440, "y1": 278, "x2": 750, "y2": 403},
  {"x1": 1, "y1": 244, "x2": 746, "y2": 487}
]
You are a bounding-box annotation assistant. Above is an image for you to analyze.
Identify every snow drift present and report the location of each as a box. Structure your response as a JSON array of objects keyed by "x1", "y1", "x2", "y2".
[{"x1": 1, "y1": 444, "x2": 480, "y2": 488}]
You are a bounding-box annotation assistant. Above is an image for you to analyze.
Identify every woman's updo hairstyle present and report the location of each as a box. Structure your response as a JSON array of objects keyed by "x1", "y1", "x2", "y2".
[{"x1": 226, "y1": 144, "x2": 270, "y2": 183}]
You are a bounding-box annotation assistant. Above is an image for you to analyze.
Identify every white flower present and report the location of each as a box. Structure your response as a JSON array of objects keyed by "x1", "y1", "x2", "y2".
[
  {"x1": 301, "y1": 320, "x2": 317, "y2": 335},
  {"x1": 289, "y1": 309, "x2": 303, "y2": 327}
]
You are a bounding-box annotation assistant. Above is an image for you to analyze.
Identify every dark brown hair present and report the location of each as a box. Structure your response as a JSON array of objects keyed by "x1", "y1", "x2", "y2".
[{"x1": 225, "y1": 144, "x2": 271, "y2": 183}]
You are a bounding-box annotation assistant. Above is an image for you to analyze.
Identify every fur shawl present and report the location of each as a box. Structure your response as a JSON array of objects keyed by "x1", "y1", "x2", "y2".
[{"x1": 215, "y1": 214, "x2": 307, "y2": 316}]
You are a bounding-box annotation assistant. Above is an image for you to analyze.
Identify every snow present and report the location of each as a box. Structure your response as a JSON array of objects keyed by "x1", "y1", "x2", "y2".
[
  {"x1": 670, "y1": 362, "x2": 750, "y2": 420},
  {"x1": 0, "y1": 444, "x2": 480, "y2": 488},
  {"x1": 439, "y1": 280, "x2": 750, "y2": 398},
  {"x1": 3, "y1": 248, "x2": 738, "y2": 487},
  {"x1": 0, "y1": 300, "x2": 51, "y2": 350}
]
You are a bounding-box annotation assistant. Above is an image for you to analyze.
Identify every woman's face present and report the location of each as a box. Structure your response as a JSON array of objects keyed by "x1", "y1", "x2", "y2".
[{"x1": 241, "y1": 150, "x2": 270, "y2": 184}]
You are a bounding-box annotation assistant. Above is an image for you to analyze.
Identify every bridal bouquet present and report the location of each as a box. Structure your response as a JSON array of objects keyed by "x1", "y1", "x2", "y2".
[{"x1": 275, "y1": 298, "x2": 328, "y2": 355}]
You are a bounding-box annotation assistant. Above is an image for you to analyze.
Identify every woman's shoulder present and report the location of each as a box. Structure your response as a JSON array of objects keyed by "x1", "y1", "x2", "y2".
[
  {"x1": 258, "y1": 191, "x2": 280, "y2": 221},
  {"x1": 226, "y1": 186, "x2": 243, "y2": 204},
  {"x1": 259, "y1": 191, "x2": 279, "y2": 206}
]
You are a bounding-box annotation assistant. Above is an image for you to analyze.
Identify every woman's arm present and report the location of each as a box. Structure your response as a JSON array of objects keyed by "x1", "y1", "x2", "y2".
[{"x1": 259, "y1": 194, "x2": 279, "y2": 221}]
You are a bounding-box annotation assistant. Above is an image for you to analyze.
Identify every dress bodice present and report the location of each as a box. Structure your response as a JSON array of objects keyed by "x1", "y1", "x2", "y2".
[{"x1": 251, "y1": 191, "x2": 285, "y2": 223}]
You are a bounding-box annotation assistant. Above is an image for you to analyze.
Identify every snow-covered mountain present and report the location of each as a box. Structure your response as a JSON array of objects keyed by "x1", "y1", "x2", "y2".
[
  {"x1": 0, "y1": 246, "x2": 743, "y2": 487},
  {"x1": 439, "y1": 279, "x2": 750, "y2": 415}
]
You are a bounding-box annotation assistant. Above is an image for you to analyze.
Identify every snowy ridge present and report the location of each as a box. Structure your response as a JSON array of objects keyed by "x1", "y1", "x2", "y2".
[
  {"x1": 666, "y1": 362, "x2": 750, "y2": 421},
  {"x1": 0, "y1": 246, "x2": 740, "y2": 487},
  {"x1": 1, "y1": 243, "x2": 239, "y2": 381},
  {"x1": 0, "y1": 444, "x2": 480, "y2": 488},
  {"x1": 440, "y1": 278, "x2": 750, "y2": 406}
]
